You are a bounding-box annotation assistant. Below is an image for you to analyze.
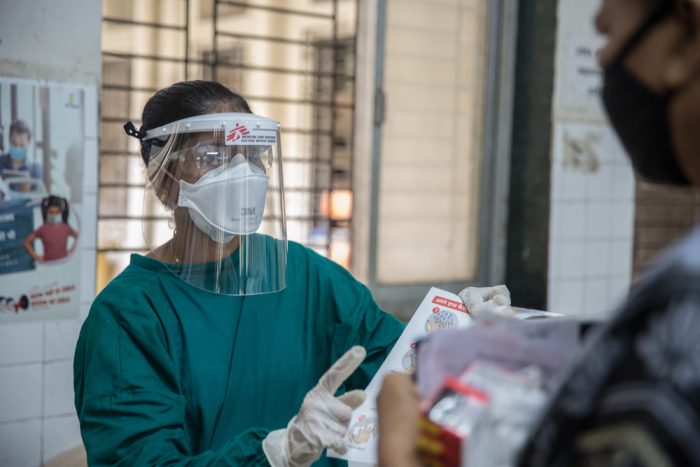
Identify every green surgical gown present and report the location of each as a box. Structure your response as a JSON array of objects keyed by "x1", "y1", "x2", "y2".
[{"x1": 74, "y1": 240, "x2": 405, "y2": 466}]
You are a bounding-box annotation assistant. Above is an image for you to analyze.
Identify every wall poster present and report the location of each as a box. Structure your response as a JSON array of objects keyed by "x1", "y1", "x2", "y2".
[{"x1": 0, "y1": 77, "x2": 93, "y2": 322}]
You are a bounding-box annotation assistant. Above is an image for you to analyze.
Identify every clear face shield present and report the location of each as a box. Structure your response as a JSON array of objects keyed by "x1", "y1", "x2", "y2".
[{"x1": 141, "y1": 113, "x2": 287, "y2": 295}]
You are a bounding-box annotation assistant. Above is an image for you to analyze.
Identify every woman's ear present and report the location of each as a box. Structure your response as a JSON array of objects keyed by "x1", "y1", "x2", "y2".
[{"x1": 151, "y1": 162, "x2": 180, "y2": 209}]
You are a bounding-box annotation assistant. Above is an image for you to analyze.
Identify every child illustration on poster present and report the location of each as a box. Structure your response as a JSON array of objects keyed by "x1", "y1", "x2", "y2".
[{"x1": 24, "y1": 195, "x2": 79, "y2": 262}]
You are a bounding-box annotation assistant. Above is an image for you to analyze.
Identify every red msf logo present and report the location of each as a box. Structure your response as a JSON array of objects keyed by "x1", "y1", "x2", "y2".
[{"x1": 226, "y1": 123, "x2": 250, "y2": 142}]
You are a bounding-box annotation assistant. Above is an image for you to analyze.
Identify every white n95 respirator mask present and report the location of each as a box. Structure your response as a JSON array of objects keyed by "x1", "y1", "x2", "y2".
[{"x1": 178, "y1": 153, "x2": 269, "y2": 243}]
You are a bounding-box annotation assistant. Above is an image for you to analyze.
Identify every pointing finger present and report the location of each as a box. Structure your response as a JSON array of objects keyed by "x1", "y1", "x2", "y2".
[{"x1": 318, "y1": 346, "x2": 366, "y2": 394}]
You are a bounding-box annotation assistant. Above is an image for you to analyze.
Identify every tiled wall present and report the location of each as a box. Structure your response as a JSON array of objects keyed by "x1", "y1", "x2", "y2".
[
  {"x1": 547, "y1": 0, "x2": 636, "y2": 319},
  {"x1": 0, "y1": 324, "x2": 80, "y2": 466},
  {"x1": 0, "y1": 85, "x2": 97, "y2": 466},
  {"x1": 547, "y1": 122, "x2": 635, "y2": 318}
]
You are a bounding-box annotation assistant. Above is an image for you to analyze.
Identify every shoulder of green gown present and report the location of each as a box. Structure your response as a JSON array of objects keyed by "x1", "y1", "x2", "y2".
[{"x1": 87, "y1": 253, "x2": 173, "y2": 317}]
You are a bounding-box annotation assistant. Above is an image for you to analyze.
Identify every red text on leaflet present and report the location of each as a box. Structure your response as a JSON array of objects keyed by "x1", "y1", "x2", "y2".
[{"x1": 431, "y1": 296, "x2": 468, "y2": 314}]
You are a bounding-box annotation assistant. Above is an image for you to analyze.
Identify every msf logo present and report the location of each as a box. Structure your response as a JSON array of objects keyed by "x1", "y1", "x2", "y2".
[{"x1": 227, "y1": 123, "x2": 250, "y2": 143}]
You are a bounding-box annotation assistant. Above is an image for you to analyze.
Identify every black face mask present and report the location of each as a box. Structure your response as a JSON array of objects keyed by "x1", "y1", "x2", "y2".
[{"x1": 602, "y1": 2, "x2": 691, "y2": 186}]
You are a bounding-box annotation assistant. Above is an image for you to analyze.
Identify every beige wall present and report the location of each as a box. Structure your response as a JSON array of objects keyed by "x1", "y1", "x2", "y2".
[{"x1": 376, "y1": 0, "x2": 489, "y2": 285}]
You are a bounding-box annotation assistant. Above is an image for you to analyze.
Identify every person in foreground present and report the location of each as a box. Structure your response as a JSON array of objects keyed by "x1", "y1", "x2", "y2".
[
  {"x1": 378, "y1": 0, "x2": 700, "y2": 465},
  {"x1": 73, "y1": 80, "x2": 404, "y2": 466}
]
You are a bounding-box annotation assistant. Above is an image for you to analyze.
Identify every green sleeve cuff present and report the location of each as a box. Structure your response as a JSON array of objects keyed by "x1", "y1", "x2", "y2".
[{"x1": 221, "y1": 427, "x2": 272, "y2": 466}]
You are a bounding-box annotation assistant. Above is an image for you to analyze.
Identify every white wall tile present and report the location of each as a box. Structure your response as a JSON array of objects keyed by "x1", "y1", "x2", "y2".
[
  {"x1": 79, "y1": 302, "x2": 92, "y2": 322},
  {"x1": 611, "y1": 165, "x2": 636, "y2": 201},
  {"x1": 83, "y1": 86, "x2": 98, "y2": 140},
  {"x1": 587, "y1": 164, "x2": 614, "y2": 201},
  {"x1": 45, "y1": 319, "x2": 82, "y2": 362},
  {"x1": 550, "y1": 161, "x2": 565, "y2": 202},
  {"x1": 585, "y1": 241, "x2": 611, "y2": 276},
  {"x1": 558, "y1": 202, "x2": 586, "y2": 240},
  {"x1": 0, "y1": 322, "x2": 43, "y2": 366},
  {"x1": 80, "y1": 250, "x2": 97, "y2": 304},
  {"x1": 584, "y1": 279, "x2": 612, "y2": 318},
  {"x1": 598, "y1": 135, "x2": 621, "y2": 163},
  {"x1": 550, "y1": 279, "x2": 586, "y2": 316},
  {"x1": 78, "y1": 194, "x2": 98, "y2": 249},
  {"x1": 585, "y1": 201, "x2": 613, "y2": 239},
  {"x1": 42, "y1": 414, "x2": 83, "y2": 463},
  {"x1": 607, "y1": 134, "x2": 629, "y2": 164},
  {"x1": 609, "y1": 240, "x2": 633, "y2": 276},
  {"x1": 0, "y1": 364, "x2": 42, "y2": 422},
  {"x1": 609, "y1": 275, "x2": 632, "y2": 307},
  {"x1": 547, "y1": 280, "x2": 564, "y2": 314},
  {"x1": 547, "y1": 281, "x2": 558, "y2": 312},
  {"x1": 557, "y1": 167, "x2": 587, "y2": 201},
  {"x1": 549, "y1": 202, "x2": 561, "y2": 241},
  {"x1": 44, "y1": 360, "x2": 75, "y2": 417},
  {"x1": 0, "y1": 419, "x2": 41, "y2": 467},
  {"x1": 548, "y1": 241, "x2": 561, "y2": 281},
  {"x1": 558, "y1": 242, "x2": 586, "y2": 279},
  {"x1": 611, "y1": 201, "x2": 635, "y2": 238},
  {"x1": 83, "y1": 140, "x2": 98, "y2": 194},
  {"x1": 552, "y1": 122, "x2": 567, "y2": 163}
]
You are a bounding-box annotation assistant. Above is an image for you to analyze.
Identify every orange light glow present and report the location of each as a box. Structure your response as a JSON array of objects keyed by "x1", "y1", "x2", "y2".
[{"x1": 329, "y1": 190, "x2": 352, "y2": 221}]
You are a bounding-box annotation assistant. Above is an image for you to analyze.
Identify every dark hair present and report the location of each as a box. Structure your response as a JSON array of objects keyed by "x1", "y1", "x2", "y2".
[
  {"x1": 139, "y1": 80, "x2": 252, "y2": 165},
  {"x1": 41, "y1": 195, "x2": 69, "y2": 223},
  {"x1": 9, "y1": 119, "x2": 31, "y2": 140}
]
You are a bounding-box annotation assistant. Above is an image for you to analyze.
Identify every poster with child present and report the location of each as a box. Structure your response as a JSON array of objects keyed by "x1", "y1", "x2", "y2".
[{"x1": 0, "y1": 77, "x2": 91, "y2": 322}]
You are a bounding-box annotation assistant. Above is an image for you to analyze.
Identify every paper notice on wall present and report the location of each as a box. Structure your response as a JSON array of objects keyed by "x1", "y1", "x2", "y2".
[
  {"x1": 328, "y1": 287, "x2": 473, "y2": 463},
  {"x1": 554, "y1": 35, "x2": 606, "y2": 121}
]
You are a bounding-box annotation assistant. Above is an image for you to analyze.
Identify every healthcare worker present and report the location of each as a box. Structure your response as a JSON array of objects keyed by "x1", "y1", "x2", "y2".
[
  {"x1": 73, "y1": 80, "x2": 404, "y2": 466},
  {"x1": 377, "y1": 0, "x2": 700, "y2": 466}
]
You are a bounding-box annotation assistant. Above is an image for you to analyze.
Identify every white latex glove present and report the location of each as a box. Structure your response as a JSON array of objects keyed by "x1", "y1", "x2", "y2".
[
  {"x1": 459, "y1": 285, "x2": 511, "y2": 317},
  {"x1": 263, "y1": 346, "x2": 367, "y2": 467}
]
